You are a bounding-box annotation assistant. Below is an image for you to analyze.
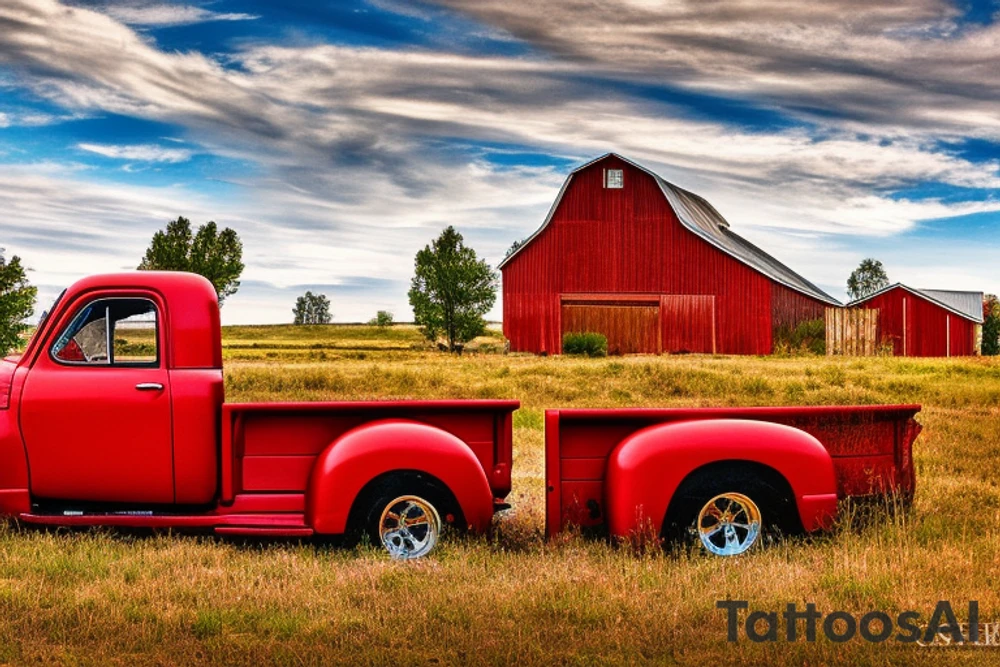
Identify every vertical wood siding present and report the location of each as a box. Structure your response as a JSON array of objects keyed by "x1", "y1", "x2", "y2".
[
  {"x1": 561, "y1": 304, "x2": 660, "y2": 354},
  {"x1": 502, "y1": 155, "x2": 828, "y2": 354},
  {"x1": 660, "y1": 295, "x2": 715, "y2": 353},
  {"x1": 856, "y1": 286, "x2": 977, "y2": 356},
  {"x1": 771, "y1": 284, "x2": 826, "y2": 331}
]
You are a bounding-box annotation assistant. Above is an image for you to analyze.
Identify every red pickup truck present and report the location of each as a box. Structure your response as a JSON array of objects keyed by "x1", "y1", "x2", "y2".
[
  {"x1": 0, "y1": 271, "x2": 923, "y2": 559},
  {"x1": 0, "y1": 272, "x2": 517, "y2": 559},
  {"x1": 546, "y1": 406, "x2": 921, "y2": 554}
]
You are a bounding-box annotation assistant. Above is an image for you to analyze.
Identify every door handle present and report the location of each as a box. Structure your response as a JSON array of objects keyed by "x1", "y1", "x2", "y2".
[{"x1": 135, "y1": 383, "x2": 164, "y2": 391}]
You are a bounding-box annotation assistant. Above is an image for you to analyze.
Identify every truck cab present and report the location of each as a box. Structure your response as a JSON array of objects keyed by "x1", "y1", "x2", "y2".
[{"x1": 0, "y1": 272, "x2": 517, "y2": 558}]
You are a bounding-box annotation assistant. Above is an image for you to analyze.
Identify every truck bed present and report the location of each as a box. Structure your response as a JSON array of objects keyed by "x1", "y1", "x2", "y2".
[
  {"x1": 222, "y1": 400, "x2": 519, "y2": 504},
  {"x1": 545, "y1": 404, "x2": 922, "y2": 536}
]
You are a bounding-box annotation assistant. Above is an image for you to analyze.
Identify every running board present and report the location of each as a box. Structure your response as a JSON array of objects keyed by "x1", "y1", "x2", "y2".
[{"x1": 18, "y1": 512, "x2": 312, "y2": 533}]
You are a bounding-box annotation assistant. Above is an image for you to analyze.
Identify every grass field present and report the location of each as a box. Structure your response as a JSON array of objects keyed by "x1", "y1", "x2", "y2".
[{"x1": 3, "y1": 324, "x2": 1000, "y2": 664}]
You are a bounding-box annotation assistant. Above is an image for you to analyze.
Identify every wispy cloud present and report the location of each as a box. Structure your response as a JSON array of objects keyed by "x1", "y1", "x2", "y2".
[
  {"x1": 0, "y1": 107, "x2": 85, "y2": 127},
  {"x1": 0, "y1": 0, "x2": 997, "y2": 320},
  {"x1": 87, "y1": 1, "x2": 258, "y2": 27},
  {"x1": 76, "y1": 142, "x2": 194, "y2": 162},
  {"x1": 426, "y1": 0, "x2": 1000, "y2": 138}
]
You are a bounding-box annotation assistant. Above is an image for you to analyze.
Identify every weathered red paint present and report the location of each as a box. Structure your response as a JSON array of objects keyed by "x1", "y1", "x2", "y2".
[
  {"x1": 501, "y1": 155, "x2": 831, "y2": 355},
  {"x1": 545, "y1": 405, "x2": 921, "y2": 540},
  {"x1": 853, "y1": 285, "x2": 979, "y2": 357},
  {"x1": 0, "y1": 272, "x2": 518, "y2": 539}
]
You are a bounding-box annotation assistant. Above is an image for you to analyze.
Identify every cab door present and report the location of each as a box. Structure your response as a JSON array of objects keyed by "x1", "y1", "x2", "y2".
[{"x1": 20, "y1": 293, "x2": 175, "y2": 504}]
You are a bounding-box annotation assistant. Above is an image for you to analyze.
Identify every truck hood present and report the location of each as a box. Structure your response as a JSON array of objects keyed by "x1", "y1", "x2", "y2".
[{"x1": 0, "y1": 356, "x2": 17, "y2": 409}]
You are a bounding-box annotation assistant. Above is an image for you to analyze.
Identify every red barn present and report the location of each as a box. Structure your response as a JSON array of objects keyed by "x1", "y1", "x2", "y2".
[
  {"x1": 849, "y1": 284, "x2": 983, "y2": 357},
  {"x1": 499, "y1": 154, "x2": 840, "y2": 355}
]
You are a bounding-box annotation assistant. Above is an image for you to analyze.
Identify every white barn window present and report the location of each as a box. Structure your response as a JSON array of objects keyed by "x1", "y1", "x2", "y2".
[{"x1": 604, "y1": 169, "x2": 623, "y2": 189}]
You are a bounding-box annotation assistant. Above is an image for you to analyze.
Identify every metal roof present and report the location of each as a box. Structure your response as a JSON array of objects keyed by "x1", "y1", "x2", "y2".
[
  {"x1": 499, "y1": 153, "x2": 841, "y2": 306},
  {"x1": 917, "y1": 289, "x2": 984, "y2": 323},
  {"x1": 848, "y1": 283, "x2": 984, "y2": 323}
]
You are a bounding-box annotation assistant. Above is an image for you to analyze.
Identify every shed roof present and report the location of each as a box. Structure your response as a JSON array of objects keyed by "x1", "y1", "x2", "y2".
[
  {"x1": 499, "y1": 153, "x2": 841, "y2": 306},
  {"x1": 849, "y1": 283, "x2": 984, "y2": 323}
]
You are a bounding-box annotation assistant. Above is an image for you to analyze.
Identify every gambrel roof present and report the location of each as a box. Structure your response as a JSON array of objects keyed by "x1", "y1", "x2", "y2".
[{"x1": 500, "y1": 153, "x2": 841, "y2": 306}]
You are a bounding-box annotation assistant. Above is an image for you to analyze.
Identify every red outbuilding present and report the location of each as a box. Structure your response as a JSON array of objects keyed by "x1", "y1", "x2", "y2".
[
  {"x1": 499, "y1": 154, "x2": 840, "y2": 355},
  {"x1": 849, "y1": 284, "x2": 983, "y2": 357}
]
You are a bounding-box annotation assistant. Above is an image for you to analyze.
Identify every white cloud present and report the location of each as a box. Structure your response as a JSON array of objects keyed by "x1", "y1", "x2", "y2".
[
  {"x1": 95, "y1": 2, "x2": 258, "y2": 27},
  {"x1": 0, "y1": 158, "x2": 563, "y2": 324},
  {"x1": 76, "y1": 142, "x2": 194, "y2": 162},
  {"x1": 427, "y1": 0, "x2": 1000, "y2": 139},
  {"x1": 0, "y1": 0, "x2": 998, "y2": 321},
  {"x1": 0, "y1": 108, "x2": 85, "y2": 127}
]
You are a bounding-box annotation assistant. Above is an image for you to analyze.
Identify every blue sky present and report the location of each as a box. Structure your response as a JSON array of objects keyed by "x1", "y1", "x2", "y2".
[{"x1": 0, "y1": 0, "x2": 998, "y2": 323}]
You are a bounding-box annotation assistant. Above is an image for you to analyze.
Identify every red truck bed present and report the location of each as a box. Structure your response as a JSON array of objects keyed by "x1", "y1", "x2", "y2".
[
  {"x1": 546, "y1": 404, "x2": 922, "y2": 538},
  {"x1": 221, "y1": 400, "x2": 516, "y2": 504}
]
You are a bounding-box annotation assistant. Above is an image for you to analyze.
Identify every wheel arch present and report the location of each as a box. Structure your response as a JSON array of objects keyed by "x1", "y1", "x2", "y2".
[
  {"x1": 345, "y1": 469, "x2": 465, "y2": 535},
  {"x1": 306, "y1": 419, "x2": 494, "y2": 535},
  {"x1": 604, "y1": 419, "x2": 838, "y2": 539}
]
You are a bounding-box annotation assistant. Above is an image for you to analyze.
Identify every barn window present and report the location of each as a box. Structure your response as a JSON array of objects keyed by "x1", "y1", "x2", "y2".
[{"x1": 604, "y1": 169, "x2": 623, "y2": 189}]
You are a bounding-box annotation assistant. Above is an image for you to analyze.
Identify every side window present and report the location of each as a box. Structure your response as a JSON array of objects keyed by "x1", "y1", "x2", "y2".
[{"x1": 52, "y1": 298, "x2": 159, "y2": 366}]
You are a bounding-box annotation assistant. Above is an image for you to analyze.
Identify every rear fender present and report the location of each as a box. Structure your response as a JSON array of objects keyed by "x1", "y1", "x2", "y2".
[
  {"x1": 306, "y1": 419, "x2": 494, "y2": 535},
  {"x1": 604, "y1": 419, "x2": 838, "y2": 538}
]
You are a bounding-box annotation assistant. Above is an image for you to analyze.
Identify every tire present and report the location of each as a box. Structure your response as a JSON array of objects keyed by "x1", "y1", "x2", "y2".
[
  {"x1": 662, "y1": 467, "x2": 795, "y2": 556},
  {"x1": 354, "y1": 476, "x2": 455, "y2": 559}
]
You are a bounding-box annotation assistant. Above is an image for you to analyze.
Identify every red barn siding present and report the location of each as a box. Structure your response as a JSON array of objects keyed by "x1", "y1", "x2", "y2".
[
  {"x1": 502, "y1": 156, "x2": 829, "y2": 355},
  {"x1": 856, "y1": 286, "x2": 977, "y2": 357},
  {"x1": 771, "y1": 283, "x2": 826, "y2": 332}
]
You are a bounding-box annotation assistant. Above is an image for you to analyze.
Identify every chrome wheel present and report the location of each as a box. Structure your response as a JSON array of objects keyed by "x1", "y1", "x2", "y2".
[
  {"x1": 696, "y1": 492, "x2": 762, "y2": 556},
  {"x1": 378, "y1": 495, "x2": 441, "y2": 559}
]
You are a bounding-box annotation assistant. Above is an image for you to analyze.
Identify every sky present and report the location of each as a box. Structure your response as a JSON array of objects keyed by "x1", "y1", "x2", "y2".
[{"x1": 0, "y1": 0, "x2": 998, "y2": 324}]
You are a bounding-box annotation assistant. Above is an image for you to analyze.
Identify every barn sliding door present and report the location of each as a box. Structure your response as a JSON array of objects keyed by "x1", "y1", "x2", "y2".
[
  {"x1": 661, "y1": 295, "x2": 716, "y2": 354},
  {"x1": 561, "y1": 297, "x2": 660, "y2": 354}
]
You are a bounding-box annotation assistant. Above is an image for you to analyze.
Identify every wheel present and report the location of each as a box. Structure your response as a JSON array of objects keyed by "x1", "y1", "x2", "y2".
[
  {"x1": 374, "y1": 495, "x2": 442, "y2": 559},
  {"x1": 695, "y1": 492, "x2": 761, "y2": 556},
  {"x1": 663, "y1": 467, "x2": 795, "y2": 557},
  {"x1": 349, "y1": 473, "x2": 461, "y2": 559}
]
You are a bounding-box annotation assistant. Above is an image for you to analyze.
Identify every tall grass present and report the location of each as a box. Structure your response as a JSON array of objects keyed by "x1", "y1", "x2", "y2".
[{"x1": 1, "y1": 325, "x2": 999, "y2": 664}]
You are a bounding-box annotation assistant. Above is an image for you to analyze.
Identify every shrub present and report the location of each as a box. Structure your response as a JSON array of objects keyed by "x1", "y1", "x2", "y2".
[
  {"x1": 773, "y1": 318, "x2": 825, "y2": 355},
  {"x1": 368, "y1": 310, "x2": 394, "y2": 328},
  {"x1": 563, "y1": 331, "x2": 608, "y2": 357}
]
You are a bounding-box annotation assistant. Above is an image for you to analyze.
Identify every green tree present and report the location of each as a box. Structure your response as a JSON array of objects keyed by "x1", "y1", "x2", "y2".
[
  {"x1": 369, "y1": 310, "x2": 394, "y2": 328},
  {"x1": 138, "y1": 217, "x2": 244, "y2": 306},
  {"x1": 983, "y1": 294, "x2": 1000, "y2": 356},
  {"x1": 0, "y1": 251, "x2": 36, "y2": 355},
  {"x1": 293, "y1": 291, "x2": 331, "y2": 325},
  {"x1": 505, "y1": 238, "x2": 526, "y2": 258},
  {"x1": 409, "y1": 226, "x2": 497, "y2": 352},
  {"x1": 847, "y1": 258, "x2": 890, "y2": 301}
]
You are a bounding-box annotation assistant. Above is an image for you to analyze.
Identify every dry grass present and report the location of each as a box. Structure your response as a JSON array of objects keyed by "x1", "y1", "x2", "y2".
[{"x1": 3, "y1": 325, "x2": 1000, "y2": 665}]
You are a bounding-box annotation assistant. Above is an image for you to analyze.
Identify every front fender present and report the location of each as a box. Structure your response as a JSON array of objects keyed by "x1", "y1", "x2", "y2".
[
  {"x1": 604, "y1": 419, "x2": 838, "y2": 538},
  {"x1": 306, "y1": 419, "x2": 494, "y2": 535},
  {"x1": 0, "y1": 405, "x2": 30, "y2": 515}
]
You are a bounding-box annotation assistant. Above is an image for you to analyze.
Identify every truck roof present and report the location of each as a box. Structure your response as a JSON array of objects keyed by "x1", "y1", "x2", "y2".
[{"x1": 23, "y1": 271, "x2": 222, "y2": 370}]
